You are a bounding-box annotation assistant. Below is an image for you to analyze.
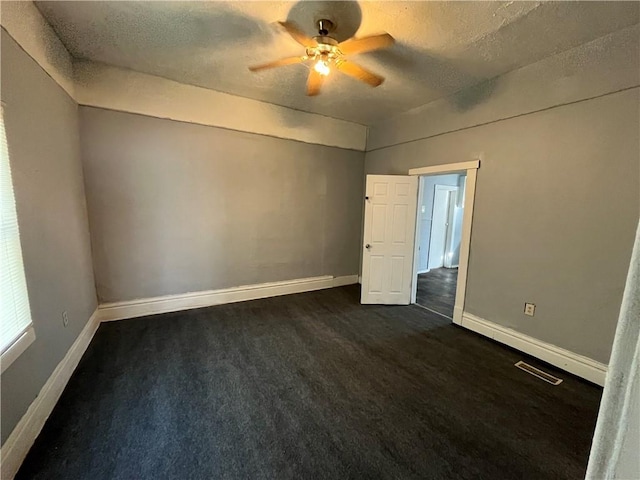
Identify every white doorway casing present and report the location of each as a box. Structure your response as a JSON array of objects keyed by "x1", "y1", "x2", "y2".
[{"x1": 409, "y1": 160, "x2": 480, "y2": 324}]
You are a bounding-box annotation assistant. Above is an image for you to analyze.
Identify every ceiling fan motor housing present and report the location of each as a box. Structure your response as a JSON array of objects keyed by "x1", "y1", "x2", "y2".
[{"x1": 307, "y1": 35, "x2": 340, "y2": 63}]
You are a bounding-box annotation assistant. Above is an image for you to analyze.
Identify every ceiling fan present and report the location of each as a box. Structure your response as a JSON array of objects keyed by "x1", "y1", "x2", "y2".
[{"x1": 249, "y1": 19, "x2": 394, "y2": 96}]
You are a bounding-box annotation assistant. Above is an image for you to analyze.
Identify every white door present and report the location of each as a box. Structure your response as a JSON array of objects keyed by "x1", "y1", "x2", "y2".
[
  {"x1": 427, "y1": 186, "x2": 457, "y2": 270},
  {"x1": 361, "y1": 175, "x2": 418, "y2": 305}
]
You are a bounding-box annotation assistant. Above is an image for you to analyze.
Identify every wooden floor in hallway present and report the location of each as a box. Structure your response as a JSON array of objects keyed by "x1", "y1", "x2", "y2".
[{"x1": 416, "y1": 267, "x2": 458, "y2": 318}]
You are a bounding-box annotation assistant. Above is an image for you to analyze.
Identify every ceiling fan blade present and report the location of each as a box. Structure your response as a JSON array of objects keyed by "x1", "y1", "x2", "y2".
[
  {"x1": 278, "y1": 21, "x2": 317, "y2": 48},
  {"x1": 249, "y1": 56, "x2": 305, "y2": 72},
  {"x1": 338, "y1": 33, "x2": 395, "y2": 56},
  {"x1": 306, "y1": 69, "x2": 324, "y2": 96},
  {"x1": 335, "y1": 59, "x2": 384, "y2": 87}
]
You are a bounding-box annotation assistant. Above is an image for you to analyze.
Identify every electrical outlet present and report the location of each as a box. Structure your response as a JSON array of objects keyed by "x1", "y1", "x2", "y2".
[
  {"x1": 62, "y1": 310, "x2": 69, "y2": 327},
  {"x1": 524, "y1": 303, "x2": 536, "y2": 317}
]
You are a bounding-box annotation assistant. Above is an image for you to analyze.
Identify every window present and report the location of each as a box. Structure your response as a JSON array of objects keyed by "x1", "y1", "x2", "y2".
[{"x1": 1, "y1": 108, "x2": 35, "y2": 373}]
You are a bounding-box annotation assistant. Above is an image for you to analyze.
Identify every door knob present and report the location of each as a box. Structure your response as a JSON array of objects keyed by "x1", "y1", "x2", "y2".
[{"x1": 365, "y1": 244, "x2": 371, "y2": 249}]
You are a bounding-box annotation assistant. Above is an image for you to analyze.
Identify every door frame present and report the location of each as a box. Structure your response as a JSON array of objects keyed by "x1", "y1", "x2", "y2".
[{"x1": 409, "y1": 160, "x2": 480, "y2": 325}]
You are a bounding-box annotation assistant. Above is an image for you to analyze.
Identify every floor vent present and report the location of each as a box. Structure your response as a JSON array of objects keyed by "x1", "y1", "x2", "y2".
[{"x1": 515, "y1": 361, "x2": 563, "y2": 385}]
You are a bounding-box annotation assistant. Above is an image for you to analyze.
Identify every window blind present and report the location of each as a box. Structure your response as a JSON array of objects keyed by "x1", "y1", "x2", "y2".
[{"x1": 0, "y1": 108, "x2": 33, "y2": 356}]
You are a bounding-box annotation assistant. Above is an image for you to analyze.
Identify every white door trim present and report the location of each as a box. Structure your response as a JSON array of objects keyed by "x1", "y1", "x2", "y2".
[
  {"x1": 409, "y1": 160, "x2": 480, "y2": 177},
  {"x1": 409, "y1": 161, "x2": 480, "y2": 324}
]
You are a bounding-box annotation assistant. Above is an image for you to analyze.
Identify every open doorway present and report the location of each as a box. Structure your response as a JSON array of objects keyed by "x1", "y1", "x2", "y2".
[
  {"x1": 409, "y1": 160, "x2": 478, "y2": 324},
  {"x1": 360, "y1": 161, "x2": 478, "y2": 317},
  {"x1": 414, "y1": 174, "x2": 466, "y2": 319}
]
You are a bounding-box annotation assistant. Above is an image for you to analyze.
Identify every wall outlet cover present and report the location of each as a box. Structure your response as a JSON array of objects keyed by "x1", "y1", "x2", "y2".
[{"x1": 524, "y1": 303, "x2": 536, "y2": 316}]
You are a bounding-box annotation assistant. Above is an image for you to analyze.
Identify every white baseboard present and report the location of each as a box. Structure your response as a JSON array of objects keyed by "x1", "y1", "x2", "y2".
[
  {"x1": 460, "y1": 312, "x2": 607, "y2": 386},
  {"x1": 332, "y1": 275, "x2": 359, "y2": 288},
  {"x1": 97, "y1": 274, "x2": 359, "y2": 322},
  {"x1": 1, "y1": 310, "x2": 101, "y2": 480}
]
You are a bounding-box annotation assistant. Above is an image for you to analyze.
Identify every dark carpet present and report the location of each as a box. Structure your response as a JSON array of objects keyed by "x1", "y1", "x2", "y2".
[
  {"x1": 416, "y1": 268, "x2": 458, "y2": 318},
  {"x1": 18, "y1": 285, "x2": 601, "y2": 480}
]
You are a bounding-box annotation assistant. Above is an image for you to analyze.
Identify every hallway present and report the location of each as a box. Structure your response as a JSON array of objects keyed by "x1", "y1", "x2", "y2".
[{"x1": 416, "y1": 268, "x2": 458, "y2": 318}]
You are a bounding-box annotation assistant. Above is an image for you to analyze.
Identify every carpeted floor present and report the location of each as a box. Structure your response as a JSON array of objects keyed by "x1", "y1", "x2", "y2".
[
  {"x1": 18, "y1": 285, "x2": 601, "y2": 480},
  {"x1": 416, "y1": 268, "x2": 458, "y2": 318}
]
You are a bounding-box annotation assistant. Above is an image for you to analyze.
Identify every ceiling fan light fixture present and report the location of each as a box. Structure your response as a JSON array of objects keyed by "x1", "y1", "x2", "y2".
[
  {"x1": 248, "y1": 19, "x2": 394, "y2": 95},
  {"x1": 314, "y1": 59, "x2": 331, "y2": 76}
]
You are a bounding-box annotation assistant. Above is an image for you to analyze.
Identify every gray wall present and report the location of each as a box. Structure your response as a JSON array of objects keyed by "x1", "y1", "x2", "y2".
[
  {"x1": 79, "y1": 107, "x2": 364, "y2": 303},
  {"x1": 0, "y1": 30, "x2": 97, "y2": 443},
  {"x1": 367, "y1": 25, "x2": 639, "y2": 151},
  {"x1": 365, "y1": 87, "x2": 639, "y2": 364}
]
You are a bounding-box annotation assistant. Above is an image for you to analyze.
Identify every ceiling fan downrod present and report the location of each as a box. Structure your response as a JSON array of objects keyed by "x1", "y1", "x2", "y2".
[{"x1": 317, "y1": 19, "x2": 334, "y2": 36}]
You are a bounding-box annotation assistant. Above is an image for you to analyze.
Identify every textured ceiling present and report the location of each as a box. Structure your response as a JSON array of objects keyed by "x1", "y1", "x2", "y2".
[{"x1": 36, "y1": 1, "x2": 639, "y2": 125}]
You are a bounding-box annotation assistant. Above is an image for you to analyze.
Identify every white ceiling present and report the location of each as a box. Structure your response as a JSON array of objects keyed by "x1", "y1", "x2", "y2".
[{"x1": 35, "y1": 1, "x2": 639, "y2": 125}]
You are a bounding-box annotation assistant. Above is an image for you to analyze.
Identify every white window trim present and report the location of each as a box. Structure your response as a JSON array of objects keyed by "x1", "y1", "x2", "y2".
[
  {"x1": 1, "y1": 104, "x2": 36, "y2": 374},
  {"x1": 1, "y1": 325, "x2": 35, "y2": 374}
]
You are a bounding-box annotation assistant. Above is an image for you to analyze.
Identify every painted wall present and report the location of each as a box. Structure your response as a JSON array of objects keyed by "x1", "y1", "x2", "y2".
[
  {"x1": 365, "y1": 28, "x2": 640, "y2": 364},
  {"x1": 74, "y1": 61, "x2": 367, "y2": 151},
  {"x1": 367, "y1": 24, "x2": 639, "y2": 152},
  {"x1": 0, "y1": 30, "x2": 97, "y2": 443},
  {"x1": 417, "y1": 174, "x2": 461, "y2": 272},
  {"x1": 79, "y1": 107, "x2": 364, "y2": 303},
  {"x1": 0, "y1": 1, "x2": 74, "y2": 97}
]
